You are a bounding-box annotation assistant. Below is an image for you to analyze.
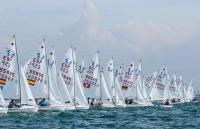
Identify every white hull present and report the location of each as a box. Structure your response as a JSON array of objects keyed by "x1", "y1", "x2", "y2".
[
  {"x1": 8, "y1": 105, "x2": 38, "y2": 113},
  {"x1": 192, "y1": 100, "x2": 198, "y2": 103},
  {"x1": 65, "y1": 105, "x2": 76, "y2": 110},
  {"x1": 160, "y1": 105, "x2": 173, "y2": 108},
  {"x1": 126, "y1": 102, "x2": 152, "y2": 107},
  {"x1": 172, "y1": 101, "x2": 182, "y2": 105},
  {"x1": 76, "y1": 105, "x2": 89, "y2": 110},
  {"x1": 101, "y1": 103, "x2": 115, "y2": 108},
  {"x1": 115, "y1": 103, "x2": 126, "y2": 108},
  {"x1": 39, "y1": 105, "x2": 66, "y2": 111},
  {"x1": 0, "y1": 107, "x2": 8, "y2": 114}
]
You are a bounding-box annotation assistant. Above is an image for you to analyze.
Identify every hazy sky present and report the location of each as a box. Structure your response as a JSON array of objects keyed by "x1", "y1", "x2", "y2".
[{"x1": 0, "y1": 0, "x2": 200, "y2": 87}]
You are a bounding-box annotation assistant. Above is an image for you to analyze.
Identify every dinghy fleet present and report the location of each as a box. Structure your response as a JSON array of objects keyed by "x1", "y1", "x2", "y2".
[{"x1": 0, "y1": 36, "x2": 198, "y2": 113}]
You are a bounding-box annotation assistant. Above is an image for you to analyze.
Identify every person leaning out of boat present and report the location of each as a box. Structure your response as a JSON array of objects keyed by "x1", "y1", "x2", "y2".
[
  {"x1": 39, "y1": 98, "x2": 48, "y2": 106},
  {"x1": 164, "y1": 99, "x2": 170, "y2": 105},
  {"x1": 8, "y1": 99, "x2": 20, "y2": 108}
]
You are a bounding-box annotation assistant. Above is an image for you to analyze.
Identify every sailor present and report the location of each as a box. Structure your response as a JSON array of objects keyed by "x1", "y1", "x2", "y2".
[
  {"x1": 39, "y1": 98, "x2": 47, "y2": 106},
  {"x1": 8, "y1": 99, "x2": 19, "y2": 108},
  {"x1": 164, "y1": 99, "x2": 170, "y2": 105},
  {"x1": 91, "y1": 98, "x2": 95, "y2": 106}
]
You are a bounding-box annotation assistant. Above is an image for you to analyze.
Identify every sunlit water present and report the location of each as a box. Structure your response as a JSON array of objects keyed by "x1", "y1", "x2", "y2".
[{"x1": 0, "y1": 102, "x2": 200, "y2": 129}]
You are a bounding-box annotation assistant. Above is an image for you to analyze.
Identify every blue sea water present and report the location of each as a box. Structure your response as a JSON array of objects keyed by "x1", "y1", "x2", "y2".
[{"x1": 0, "y1": 102, "x2": 200, "y2": 129}]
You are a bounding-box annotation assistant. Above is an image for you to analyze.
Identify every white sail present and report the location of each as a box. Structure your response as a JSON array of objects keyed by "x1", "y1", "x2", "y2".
[
  {"x1": 169, "y1": 74, "x2": 178, "y2": 99},
  {"x1": 25, "y1": 43, "x2": 48, "y2": 99},
  {"x1": 183, "y1": 82, "x2": 189, "y2": 101},
  {"x1": 60, "y1": 48, "x2": 74, "y2": 100},
  {"x1": 134, "y1": 60, "x2": 149, "y2": 103},
  {"x1": 115, "y1": 75, "x2": 125, "y2": 102},
  {"x1": 21, "y1": 66, "x2": 37, "y2": 106},
  {"x1": 177, "y1": 75, "x2": 184, "y2": 100},
  {"x1": 187, "y1": 80, "x2": 194, "y2": 100},
  {"x1": 75, "y1": 70, "x2": 88, "y2": 106},
  {"x1": 0, "y1": 38, "x2": 19, "y2": 99},
  {"x1": 83, "y1": 53, "x2": 100, "y2": 99},
  {"x1": 105, "y1": 58, "x2": 115, "y2": 99},
  {"x1": 101, "y1": 72, "x2": 113, "y2": 104},
  {"x1": 48, "y1": 49, "x2": 65, "y2": 105},
  {"x1": 145, "y1": 71, "x2": 158, "y2": 98},
  {"x1": 142, "y1": 79, "x2": 150, "y2": 101},
  {"x1": 163, "y1": 74, "x2": 171, "y2": 101},
  {"x1": 78, "y1": 59, "x2": 86, "y2": 80},
  {"x1": 57, "y1": 73, "x2": 73, "y2": 105},
  {"x1": 150, "y1": 68, "x2": 167, "y2": 101},
  {"x1": 48, "y1": 69, "x2": 63, "y2": 106},
  {"x1": 122, "y1": 62, "x2": 135, "y2": 99}
]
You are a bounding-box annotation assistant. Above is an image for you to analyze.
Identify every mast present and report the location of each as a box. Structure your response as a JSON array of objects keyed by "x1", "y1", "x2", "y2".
[
  {"x1": 43, "y1": 39, "x2": 50, "y2": 101},
  {"x1": 72, "y1": 47, "x2": 76, "y2": 106},
  {"x1": 97, "y1": 51, "x2": 102, "y2": 104},
  {"x1": 13, "y1": 35, "x2": 22, "y2": 106}
]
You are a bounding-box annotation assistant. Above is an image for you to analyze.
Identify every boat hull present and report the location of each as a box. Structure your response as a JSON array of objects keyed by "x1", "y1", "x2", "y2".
[
  {"x1": 8, "y1": 106, "x2": 38, "y2": 113},
  {"x1": 65, "y1": 105, "x2": 76, "y2": 110},
  {"x1": 101, "y1": 103, "x2": 115, "y2": 108},
  {"x1": 76, "y1": 105, "x2": 89, "y2": 110},
  {"x1": 115, "y1": 103, "x2": 126, "y2": 108},
  {"x1": 0, "y1": 107, "x2": 8, "y2": 114},
  {"x1": 160, "y1": 105, "x2": 173, "y2": 108},
  {"x1": 39, "y1": 105, "x2": 66, "y2": 111}
]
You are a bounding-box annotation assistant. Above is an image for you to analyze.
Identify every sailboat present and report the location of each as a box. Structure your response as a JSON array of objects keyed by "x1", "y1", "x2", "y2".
[
  {"x1": 57, "y1": 73, "x2": 75, "y2": 110},
  {"x1": 176, "y1": 75, "x2": 185, "y2": 103},
  {"x1": 48, "y1": 48, "x2": 73, "y2": 111},
  {"x1": 127, "y1": 59, "x2": 153, "y2": 107},
  {"x1": 135, "y1": 60, "x2": 153, "y2": 106},
  {"x1": 1, "y1": 36, "x2": 38, "y2": 112},
  {"x1": 83, "y1": 52, "x2": 114, "y2": 107},
  {"x1": 187, "y1": 80, "x2": 197, "y2": 102},
  {"x1": 60, "y1": 48, "x2": 89, "y2": 109},
  {"x1": 183, "y1": 81, "x2": 190, "y2": 102},
  {"x1": 25, "y1": 40, "x2": 65, "y2": 111},
  {"x1": 145, "y1": 71, "x2": 158, "y2": 98},
  {"x1": 149, "y1": 68, "x2": 167, "y2": 102},
  {"x1": 160, "y1": 74, "x2": 173, "y2": 108},
  {"x1": 169, "y1": 74, "x2": 179, "y2": 104},
  {"x1": 122, "y1": 61, "x2": 138, "y2": 107},
  {"x1": 105, "y1": 58, "x2": 126, "y2": 107},
  {"x1": 100, "y1": 71, "x2": 115, "y2": 108}
]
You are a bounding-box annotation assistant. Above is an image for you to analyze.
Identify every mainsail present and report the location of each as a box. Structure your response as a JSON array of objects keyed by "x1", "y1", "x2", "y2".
[
  {"x1": 122, "y1": 62, "x2": 136, "y2": 99},
  {"x1": 177, "y1": 75, "x2": 184, "y2": 100},
  {"x1": 25, "y1": 42, "x2": 48, "y2": 99},
  {"x1": 48, "y1": 49, "x2": 65, "y2": 105},
  {"x1": 78, "y1": 59, "x2": 86, "y2": 81},
  {"x1": 83, "y1": 52, "x2": 100, "y2": 99},
  {"x1": 145, "y1": 71, "x2": 158, "y2": 98},
  {"x1": 163, "y1": 74, "x2": 171, "y2": 101},
  {"x1": 0, "y1": 38, "x2": 19, "y2": 99},
  {"x1": 187, "y1": 80, "x2": 194, "y2": 100},
  {"x1": 60, "y1": 48, "x2": 74, "y2": 101},
  {"x1": 105, "y1": 58, "x2": 115, "y2": 99},
  {"x1": 169, "y1": 74, "x2": 178, "y2": 99},
  {"x1": 150, "y1": 68, "x2": 167, "y2": 101}
]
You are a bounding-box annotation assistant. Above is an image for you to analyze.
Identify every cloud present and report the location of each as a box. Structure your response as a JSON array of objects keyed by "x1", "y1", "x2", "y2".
[{"x1": 114, "y1": 21, "x2": 200, "y2": 58}]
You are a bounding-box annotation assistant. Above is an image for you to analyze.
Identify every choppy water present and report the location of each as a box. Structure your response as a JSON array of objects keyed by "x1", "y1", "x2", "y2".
[{"x1": 0, "y1": 102, "x2": 200, "y2": 129}]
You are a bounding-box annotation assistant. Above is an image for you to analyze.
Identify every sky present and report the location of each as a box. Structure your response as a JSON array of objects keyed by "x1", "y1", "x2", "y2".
[{"x1": 0, "y1": 0, "x2": 200, "y2": 89}]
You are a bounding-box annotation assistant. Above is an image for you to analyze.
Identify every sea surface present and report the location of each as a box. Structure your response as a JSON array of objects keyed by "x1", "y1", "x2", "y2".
[{"x1": 0, "y1": 102, "x2": 200, "y2": 129}]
